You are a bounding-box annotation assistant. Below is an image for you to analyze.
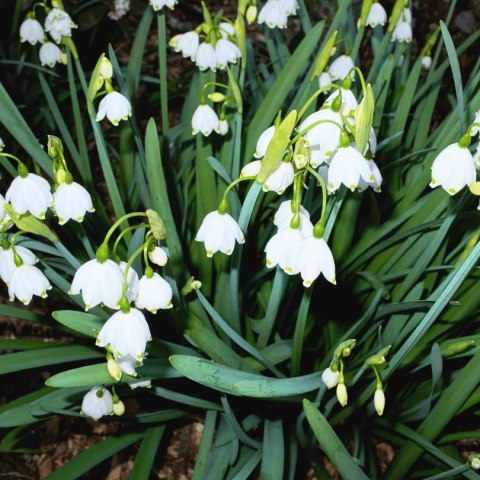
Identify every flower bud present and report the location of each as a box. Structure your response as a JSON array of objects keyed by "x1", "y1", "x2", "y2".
[
  {"x1": 374, "y1": 388, "x2": 385, "y2": 415},
  {"x1": 468, "y1": 455, "x2": 480, "y2": 470},
  {"x1": 100, "y1": 57, "x2": 113, "y2": 79},
  {"x1": 336, "y1": 382, "x2": 348, "y2": 407},
  {"x1": 246, "y1": 5, "x2": 257, "y2": 24},
  {"x1": 421, "y1": 56, "x2": 432, "y2": 70},
  {"x1": 112, "y1": 399, "x2": 125, "y2": 416},
  {"x1": 208, "y1": 92, "x2": 227, "y2": 103},
  {"x1": 148, "y1": 246, "x2": 168, "y2": 267},
  {"x1": 107, "y1": 355, "x2": 122, "y2": 381},
  {"x1": 322, "y1": 367, "x2": 340, "y2": 389},
  {"x1": 56, "y1": 168, "x2": 67, "y2": 185},
  {"x1": 241, "y1": 160, "x2": 262, "y2": 178},
  {"x1": 294, "y1": 154, "x2": 307, "y2": 169}
]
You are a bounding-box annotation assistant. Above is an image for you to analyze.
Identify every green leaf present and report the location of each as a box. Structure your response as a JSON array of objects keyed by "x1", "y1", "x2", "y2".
[
  {"x1": 261, "y1": 420, "x2": 284, "y2": 480},
  {"x1": 52, "y1": 310, "x2": 104, "y2": 337},
  {"x1": 130, "y1": 427, "x2": 165, "y2": 480},
  {"x1": 3, "y1": 205, "x2": 58, "y2": 243}
]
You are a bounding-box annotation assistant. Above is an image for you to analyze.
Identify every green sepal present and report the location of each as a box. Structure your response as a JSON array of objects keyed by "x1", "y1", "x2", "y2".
[
  {"x1": 354, "y1": 84, "x2": 375, "y2": 154},
  {"x1": 333, "y1": 339, "x2": 357, "y2": 361},
  {"x1": 147, "y1": 208, "x2": 167, "y2": 240},
  {"x1": 3, "y1": 205, "x2": 58, "y2": 243},
  {"x1": 365, "y1": 345, "x2": 392, "y2": 366}
]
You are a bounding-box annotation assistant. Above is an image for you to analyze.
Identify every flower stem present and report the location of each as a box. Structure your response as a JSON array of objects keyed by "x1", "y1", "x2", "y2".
[{"x1": 307, "y1": 166, "x2": 328, "y2": 239}]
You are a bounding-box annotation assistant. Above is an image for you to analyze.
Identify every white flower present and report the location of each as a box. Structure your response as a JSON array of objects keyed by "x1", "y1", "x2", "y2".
[
  {"x1": 284, "y1": 236, "x2": 336, "y2": 286},
  {"x1": 273, "y1": 200, "x2": 313, "y2": 236},
  {"x1": 328, "y1": 145, "x2": 373, "y2": 192},
  {"x1": 357, "y1": 159, "x2": 383, "y2": 192},
  {"x1": 128, "y1": 379, "x2": 151, "y2": 389},
  {"x1": 366, "y1": 3, "x2": 387, "y2": 28},
  {"x1": 263, "y1": 161, "x2": 295, "y2": 194},
  {"x1": 470, "y1": 110, "x2": 480, "y2": 136},
  {"x1": 322, "y1": 367, "x2": 340, "y2": 389},
  {"x1": 97, "y1": 308, "x2": 151, "y2": 360},
  {"x1": 0, "y1": 245, "x2": 37, "y2": 284},
  {"x1": 0, "y1": 136, "x2": 4, "y2": 151},
  {"x1": 374, "y1": 388, "x2": 385, "y2": 416},
  {"x1": 219, "y1": 22, "x2": 235, "y2": 39},
  {"x1": 150, "y1": 0, "x2": 178, "y2": 10},
  {"x1": 422, "y1": 56, "x2": 432, "y2": 70},
  {"x1": 44, "y1": 8, "x2": 76, "y2": 43},
  {"x1": 20, "y1": 18, "x2": 44, "y2": 45},
  {"x1": 108, "y1": 0, "x2": 130, "y2": 20},
  {"x1": 265, "y1": 227, "x2": 304, "y2": 269},
  {"x1": 119, "y1": 262, "x2": 139, "y2": 303},
  {"x1": 401, "y1": 8, "x2": 412, "y2": 24},
  {"x1": 329, "y1": 55, "x2": 355, "y2": 81},
  {"x1": 171, "y1": 31, "x2": 199, "y2": 60},
  {"x1": 81, "y1": 387, "x2": 113, "y2": 420},
  {"x1": 215, "y1": 39, "x2": 241, "y2": 69},
  {"x1": 280, "y1": 0, "x2": 299, "y2": 15},
  {"x1": 53, "y1": 181, "x2": 94, "y2": 225},
  {"x1": 114, "y1": 352, "x2": 142, "y2": 376},
  {"x1": 192, "y1": 104, "x2": 220, "y2": 136},
  {"x1": 196, "y1": 211, "x2": 245, "y2": 257},
  {"x1": 39, "y1": 42, "x2": 62, "y2": 67},
  {"x1": 0, "y1": 193, "x2": 11, "y2": 229},
  {"x1": 135, "y1": 271, "x2": 173, "y2": 313},
  {"x1": 217, "y1": 119, "x2": 229, "y2": 136},
  {"x1": 70, "y1": 259, "x2": 123, "y2": 310},
  {"x1": 241, "y1": 160, "x2": 262, "y2": 178},
  {"x1": 6, "y1": 173, "x2": 53, "y2": 219},
  {"x1": 254, "y1": 126, "x2": 276, "y2": 158},
  {"x1": 319, "y1": 72, "x2": 332, "y2": 90},
  {"x1": 96, "y1": 91, "x2": 132, "y2": 126},
  {"x1": 258, "y1": 0, "x2": 288, "y2": 29},
  {"x1": 325, "y1": 88, "x2": 358, "y2": 116},
  {"x1": 148, "y1": 246, "x2": 168, "y2": 266},
  {"x1": 392, "y1": 21, "x2": 412, "y2": 43},
  {"x1": 195, "y1": 43, "x2": 217, "y2": 71},
  {"x1": 8, "y1": 264, "x2": 51, "y2": 304},
  {"x1": 429, "y1": 143, "x2": 475, "y2": 195}
]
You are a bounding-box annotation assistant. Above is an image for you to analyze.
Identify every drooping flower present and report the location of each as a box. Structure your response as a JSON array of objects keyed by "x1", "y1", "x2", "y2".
[
  {"x1": 329, "y1": 55, "x2": 355, "y2": 81},
  {"x1": 217, "y1": 119, "x2": 229, "y2": 136},
  {"x1": 215, "y1": 39, "x2": 241, "y2": 70},
  {"x1": 262, "y1": 160, "x2": 295, "y2": 194},
  {"x1": 148, "y1": 246, "x2": 168, "y2": 266},
  {"x1": 135, "y1": 270, "x2": 173, "y2": 313},
  {"x1": 6, "y1": 173, "x2": 53, "y2": 219},
  {"x1": 218, "y1": 22, "x2": 235, "y2": 39},
  {"x1": 53, "y1": 181, "x2": 94, "y2": 224},
  {"x1": 366, "y1": 3, "x2": 387, "y2": 28},
  {"x1": 258, "y1": 0, "x2": 289, "y2": 29},
  {"x1": 96, "y1": 91, "x2": 132, "y2": 126},
  {"x1": 429, "y1": 143, "x2": 475, "y2": 195},
  {"x1": 254, "y1": 126, "x2": 276, "y2": 158},
  {"x1": 265, "y1": 226, "x2": 304, "y2": 270},
  {"x1": 20, "y1": 18, "x2": 44, "y2": 45},
  {"x1": 273, "y1": 200, "x2": 313, "y2": 236},
  {"x1": 108, "y1": 0, "x2": 131, "y2": 20},
  {"x1": 328, "y1": 145, "x2": 373, "y2": 192},
  {"x1": 0, "y1": 245, "x2": 37, "y2": 284},
  {"x1": 322, "y1": 367, "x2": 340, "y2": 389},
  {"x1": 195, "y1": 43, "x2": 218, "y2": 71},
  {"x1": 280, "y1": 0, "x2": 299, "y2": 16},
  {"x1": 149, "y1": 0, "x2": 178, "y2": 11},
  {"x1": 81, "y1": 387, "x2": 113, "y2": 420},
  {"x1": 96, "y1": 308, "x2": 151, "y2": 361},
  {"x1": 39, "y1": 42, "x2": 62, "y2": 67},
  {"x1": 44, "y1": 8, "x2": 77, "y2": 43},
  {"x1": 128, "y1": 379, "x2": 151, "y2": 389},
  {"x1": 70, "y1": 259, "x2": 123, "y2": 310},
  {"x1": 392, "y1": 11, "x2": 412, "y2": 44},
  {"x1": 171, "y1": 31, "x2": 199, "y2": 60},
  {"x1": 119, "y1": 262, "x2": 140, "y2": 303},
  {"x1": 241, "y1": 160, "x2": 262, "y2": 178},
  {"x1": 192, "y1": 104, "x2": 220, "y2": 136},
  {"x1": 8, "y1": 264, "x2": 52, "y2": 304},
  {"x1": 357, "y1": 159, "x2": 383, "y2": 192},
  {"x1": 114, "y1": 352, "x2": 142, "y2": 376},
  {"x1": 196, "y1": 211, "x2": 245, "y2": 257}
]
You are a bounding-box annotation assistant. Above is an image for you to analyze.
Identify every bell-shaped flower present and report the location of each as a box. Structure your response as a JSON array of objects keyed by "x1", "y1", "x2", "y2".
[
  {"x1": 8, "y1": 264, "x2": 51, "y2": 304},
  {"x1": 254, "y1": 126, "x2": 276, "y2": 158},
  {"x1": 325, "y1": 88, "x2": 358, "y2": 116},
  {"x1": 265, "y1": 226, "x2": 304, "y2": 269},
  {"x1": 219, "y1": 22, "x2": 235, "y2": 39},
  {"x1": 53, "y1": 181, "x2": 94, "y2": 225},
  {"x1": 6, "y1": 173, "x2": 53, "y2": 219},
  {"x1": 258, "y1": 0, "x2": 288, "y2": 29},
  {"x1": 192, "y1": 104, "x2": 220, "y2": 136},
  {"x1": 273, "y1": 200, "x2": 313, "y2": 236},
  {"x1": 81, "y1": 387, "x2": 113, "y2": 420},
  {"x1": 148, "y1": 246, "x2": 168, "y2": 266},
  {"x1": 366, "y1": 3, "x2": 387, "y2": 28},
  {"x1": 401, "y1": 7, "x2": 412, "y2": 24},
  {"x1": 97, "y1": 308, "x2": 151, "y2": 361},
  {"x1": 357, "y1": 159, "x2": 382, "y2": 192},
  {"x1": 196, "y1": 210, "x2": 245, "y2": 257},
  {"x1": 195, "y1": 42, "x2": 217, "y2": 71},
  {"x1": 171, "y1": 31, "x2": 199, "y2": 60},
  {"x1": 263, "y1": 160, "x2": 295, "y2": 194},
  {"x1": 119, "y1": 262, "x2": 139, "y2": 303},
  {"x1": 128, "y1": 379, "x2": 151, "y2": 389},
  {"x1": 322, "y1": 367, "x2": 340, "y2": 389},
  {"x1": 44, "y1": 8, "x2": 77, "y2": 43},
  {"x1": 96, "y1": 91, "x2": 132, "y2": 126},
  {"x1": 150, "y1": 0, "x2": 178, "y2": 10},
  {"x1": 329, "y1": 55, "x2": 355, "y2": 81},
  {"x1": 20, "y1": 18, "x2": 44, "y2": 45},
  {"x1": 280, "y1": 0, "x2": 299, "y2": 15},
  {"x1": 70, "y1": 259, "x2": 123, "y2": 310},
  {"x1": 429, "y1": 143, "x2": 475, "y2": 195},
  {"x1": 0, "y1": 245, "x2": 37, "y2": 284},
  {"x1": 215, "y1": 39, "x2": 241, "y2": 69},
  {"x1": 241, "y1": 160, "x2": 261, "y2": 178},
  {"x1": 284, "y1": 236, "x2": 336, "y2": 286},
  {"x1": 135, "y1": 270, "x2": 173, "y2": 313},
  {"x1": 392, "y1": 21, "x2": 412, "y2": 43},
  {"x1": 39, "y1": 42, "x2": 62, "y2": 67},
  {"x1": 328, "y1": 145, "x2": 373, "y2": 192}
]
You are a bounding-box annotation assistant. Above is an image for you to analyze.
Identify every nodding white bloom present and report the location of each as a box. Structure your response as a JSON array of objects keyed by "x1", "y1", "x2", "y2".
[
  {"x1": 329, "y1": 55, "x2": 355, "y2": 81},
  {"x1": 0, "y1": 245, "x2": 37, "y2": 284},
  {"x1": 328, "y1": 145, "x2": 373, "y2": 192},
  {"x1": 44, "y1": 8, "x2": 76, "y2": 43},
  {"x1": 128, "y1": 379, "x2": 151, "y2": 389},
  {"x1": 319, "y1": 72, "x2": 333, "y2": 90},
  {"x1": 273, "y1": 200, "x2": 313, "y2": 237},
  {"x1": 196, "y1": 211, "x2": 245, "y2": 257},
  {"x1": 280, "y1": 0, "x2": 299, "y2": 16},
  {"x1": 217, "y1": 119, "x2": 229, "y2": 136},
  {"x1": 96, "y1": 91, "x2": 132, "y2": 126},
  {"x1": 215, "y1": 39, "x2": 241, "y2": 69},
  {"x1": 148, "y1": 246, "x2": 168, "y2": 267},
  {"x1": 263, "y1": 161, "x2": 295, "y2": 194},
  {"x1": 374, "y1": 388, "x2": 385, "y2": 416},
  {"x1": 8, "y1": 264, "x2": 51, "y2": 304},
  {"x1": 20, "y1": 18, "x2": 44, "y2": 45},
  {"x1": 284, "y1": 236, "x2": 336, "y2": 286},
  {"x1": 357, "y1": 159, "x2": 383, "y2": 192},
  {"x1": 219, "y1": 22, "x2": 235, "y2": 39},
  {"x1": 150, "y1": 0, "x2": 178, "y2": 10},
  {"x1": 258, "y1": 0, "x2": 289, "y2": 29},
  {"x1": 108, "y1": 0, "x2": 130, "y2": 20},
  {"x1": 97, "y1": 308, "x2": 151, "y2": 361},
  {"x1": 265, "y1": 226, "x2": 304, "y2": 269},
  {"x1": 195, "y1": 43, "x2": 217, "y2": 71},
  {"x1": 241, "y1": 160, "x2": 262, "y2": 178},
  {"x1": 392, "y1": 21, "x2": 412, "y2": 43},
  {"x1": 53, "y1": 181, "x2": 94, "y2": 224},
  {"x1": 401, "y1": 8, "x2": 412, "y2": 24},
  {"x1": 470, "y1": 110, "x2": 480, "y2": 136},
  {"x1": 171, "y1": 31, "x2": 199, "y2": 60},
  {"x1": 254, "y1": 126, "x2": 276, "y2": 159},
  {"x1": 366, "y1": 3, "x2": 387, "y2": 28},
  {"x1": 429, "y1": 143, "x2": 475, "y2": 195},
  {"x1": 39, "y1": 42, "x2": 62, "y2": 67},
  {"x1": 81, "y1": 387, "x2": 113, "y2": 420},
  {"x1": 192, "y1": 104, "x2": 220, "y2": 136},
  {"x1": 114, "y1": 352, "x2": 142, "y2": 376},
  {"x1": 119, "y1": 262, "x2": 140, "y2": 303},
  {"x1": 70, "y1": 259, "x2": 123, "y2": 310},
  {"x1": 322, "y1": 367, "x2": 340, "y2": 389},
  {"x1": 135, "y1": 271, "x2": 173, "y2": 313},
  {"x1": 422, "y1": 56, "x2": 432, "y2": 70},
  {"x1": 6, "y1": 173, "x2": 53, "y2": 219},
  {"x1": 0, "y1": 137, "x2": 4, "y2": 151}
]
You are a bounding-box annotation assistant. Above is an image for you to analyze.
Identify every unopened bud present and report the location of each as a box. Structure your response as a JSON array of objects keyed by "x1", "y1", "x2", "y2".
[
  {"x1": 374, "y1": 388, "x2": 385, "y2": 415},
  {"x1": 421, "y1": 56, "x2": 432, "y2": 70},
  {"x1": 468, "y1": 455, "x2": 480, "y2": 470},
  {"x1": 321, "y1": 367, "x2": 340, "y2": 389},
  {"x1": 336, "y1": 382, "x2": 348, "y2": 407},
  {"x1": 182, "y1": 276, "x2": 203, "y2": 295},
  {"x1": 294, "y1": 154, "x2": 307, "y2": 169},
  {"x1": 241, "y1": 160, "x2": 262, "y2": 178},
  {"x1": 100, "y1": 57, "x2": 113, "y2": 79},
  {"x1": 107, "y1": 356, "x2": 122, "y2": 381},
  {"x1": 246, "y1": 5, "x2": 257, "y2": 24},
  {"x1": 112, "y1": 399, "x2": 125, "y2": 416},
  {"x1": 148, "y1": 246, "x2": 168, "y2": 267},
  {"x1": 56, "y1": 168, "x2": 67, "y2": 185},
  {"x1": 208, "y1": 92, "x2": 226, "y2": 103}
]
